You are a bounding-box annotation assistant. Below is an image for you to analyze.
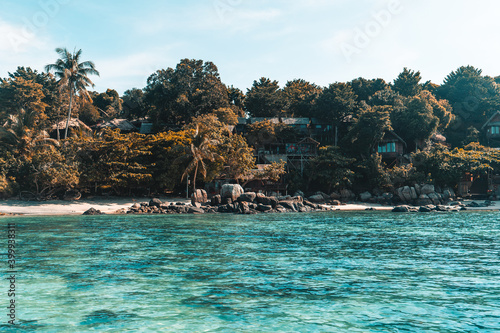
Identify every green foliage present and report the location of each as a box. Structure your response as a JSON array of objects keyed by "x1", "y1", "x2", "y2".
[
  {"x1": 344, "y1": 104, "x2": 392, "y2": 157},
  {"x1": 245, "y1": 77, "x2": 284, "y2": 117},
  {"x1": 145, "y1": 59, "x2": 229, "y2": 126},
  {"x1": 314, "y1": 82, "x2": 358, "y2": 125},
  {"x1": 79, "y1": 103, "x2": 100, "y2": 125},
  {"x1": 213, "y1": 107, "x2": 238, "y2": 125},
  {"x1": 309, "y1": 146, "x2": 356, "y2": 193},
  {"x1": 45, "y1": 48, "x2": 100, "y2": 139},
  {"x1": 393, "y1": 68, "x2": 422, "y2": 97},
  {"x1": 122, "y1": 88, "x2": 148, "y2": 119},
  {"x1": 227, "y1": 85, "x2": 246, "y2": 117},
  {"x1": 282, "y1": 79, "x2": 321, "y2": 117},
  {"x1": 92, "y1": 88, "x2": 122, "y2": 118},
  {"x1": 349, "y1": 77, "x2": 389, "y2": 102},
  {"x1": 257, "y1": 160, "x2": 287, "y2": 183}
]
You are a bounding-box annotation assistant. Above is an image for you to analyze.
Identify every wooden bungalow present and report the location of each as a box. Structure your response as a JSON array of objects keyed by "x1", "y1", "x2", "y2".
[
  {"x1": 481, "y1": 111, "x2": 500, "y2": 147},
  {"x1": 376, "y1": 131, "x2": 407, "y2": 166},
  {"x1": 95, "y1": 119, "x2": 139, "y2": 133},
  {"x1": 51, "y1": 118, "x2": 92, "y2": 138}
]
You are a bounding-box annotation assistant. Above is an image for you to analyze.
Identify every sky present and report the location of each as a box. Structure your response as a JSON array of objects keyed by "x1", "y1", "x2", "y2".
[{"x1": 1, "y1": 0, "x2": 500, "y2": 95}]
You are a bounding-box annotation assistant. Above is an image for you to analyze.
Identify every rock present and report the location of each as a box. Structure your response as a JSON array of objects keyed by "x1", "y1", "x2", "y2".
[
  {"x1": 359, "y1": 191, "x2": 372, "y2": 202},
  {"x1": 414, "y1": 184, "x2": 421, "y2": 196},
  {"x1": 222, "y1": 197, "x2": 233, "y2": 205},
  {"x1": 410, "y1": 187, "x2": 418, "y2": 200},
  {"x1": 365, "y1": 207, "x2": 376, "y2": 211},
  {"x1": 257, "y1": 196, "x2": 278, "y2": 208},
  {"x1": 279, "y1": 201, "x2": 297, "y2": 212},
  {"x1": 293, "y1": 190, "x2": 305, "y2": 198},
  {"x1": 419, "y1": 205, "x2": 434, "y2": 212},
  {"x1": 239, "y1": 192, "x2": 257, "y2": 203},
  {"x1": 340, "y1": 189, "x2": 355, "y2": 201},
  {"x1": 149, "y1": 198, "x2": 162, "y2": 208},
  {"x1": 187, "y1": 207, "x2": 205, "y2": 214},
  {"x1": 330, "y1": 200, "x2": 341, "y2": 206},
  {"x1": 193, "y1": 202, "x2": 202, "y2": 208},
  {"x1": 83, "y1": 208, "x2": 104, "y2": 215},
  {"x1": 421, "y1": 184, "x2": 435, "y2": 195},
  {"x1": 130, "y1": 203, "x2": 141, "y2": 211},
  {"x1": 211, "y1": 195, "x2": 222, "y2": 206},
  {"x1": 330, "y1": 192, "x2": 341, "y2": 200},
  {"x1": 396, "y1": 187, "x2": 405, "y2": 202},
  {"x1": 257, "y1": 204, "x2": 273, "y2": 212},
  {"x1": 402, "y1": 186, "x2": 413, "y2": 202},
  {"x1": 428, "y1": 193, "x2": 441, "y2": 205},
  {"x1": 442, "y1": 189, "x2": 452, "y2": 200},
  {"x1": 238, "y1": 201, "x2": 250, "y2": 214},
  {"x1": 392, "y1": 205, "x2": 410, "y2": 213},
  {"x1": 303, "y1": 200, "x2": 318, "y2": 209},
  {"x1": 308, "y1": 194, "x2": 325, "y2": 203},
  {"x1": 417, "y1": 194, "x2": 432, "y2": 206},
  {"x1": 221, "y1": 184, "x2": 244, "y2": 202},
  {"x1": 436, "y1": 205, "x2": 449, "y2": 212},
  {"x1": 191, "y1": 189, "x2": 208, "y2": 205}
]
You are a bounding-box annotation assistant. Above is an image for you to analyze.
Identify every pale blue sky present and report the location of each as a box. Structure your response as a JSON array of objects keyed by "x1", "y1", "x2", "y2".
[{"x1": 1, "y1": 0, "x2": 500, "y2": 94}]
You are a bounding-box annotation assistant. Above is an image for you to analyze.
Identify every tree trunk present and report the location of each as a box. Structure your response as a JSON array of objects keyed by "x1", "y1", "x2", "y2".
[
  {"x1": 64, "y1": 87, "x2": 73, "y2": 139},
  {"x1": 192, "y1": 163, "x2": 198, "y2": 192}
]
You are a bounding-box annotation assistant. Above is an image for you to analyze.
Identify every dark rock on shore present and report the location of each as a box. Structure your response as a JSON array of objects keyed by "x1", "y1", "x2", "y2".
[{"x1": 83, "y1": 207, "x2": 104, "y2": 215}]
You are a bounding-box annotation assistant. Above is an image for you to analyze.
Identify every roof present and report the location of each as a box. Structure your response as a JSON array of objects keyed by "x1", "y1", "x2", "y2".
[
  {"x1": 51, "y1": 118, "x2": 91, "y2": 131},
  {"x1": 381, "y1": 130, "x2": 407, "y2": 147},
  {"x1": 239, "y1": 117, "x2": 324, "y2": 125},
  {"x1": 298, "y1": 137, "x2": 320, "y2": 146},
  {"x1": 96, "y1": 119, "x2": 138, "y2": 131},
  {"x1": 481, "y1": 111, "x2": 500, "y2": 130}
]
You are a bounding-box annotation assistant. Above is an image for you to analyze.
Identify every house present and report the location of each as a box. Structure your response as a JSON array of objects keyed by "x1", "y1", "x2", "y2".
[
  {"x1": 95, "y1": 119, "x2": 138, "y2": 133},
  {"x1": 234, "y1": 117, "x2": 333, "y2": 143},
  {"x1": 481, "y1": 111, "x2": 500, "y2": 147},
  {"x1": 51, "y1": 118, "x2": 92, "y2": 138},
  {"x1": 376, "y1": 130, "x2": 407, "y2": 166}
]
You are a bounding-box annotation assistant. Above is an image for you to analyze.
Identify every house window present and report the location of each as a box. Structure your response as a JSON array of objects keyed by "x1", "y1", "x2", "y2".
[
  {"x1": 378, "y1": 142, "x2": 396, "y2": 153},
  {"x1": 491, "y1": 126, "x2": 500, "y2": 135}
]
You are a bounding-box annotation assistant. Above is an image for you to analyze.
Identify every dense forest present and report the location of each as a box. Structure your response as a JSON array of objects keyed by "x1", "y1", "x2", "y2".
[{"x1": 2, "y1": 48, "x2": 500, "y2": 200}]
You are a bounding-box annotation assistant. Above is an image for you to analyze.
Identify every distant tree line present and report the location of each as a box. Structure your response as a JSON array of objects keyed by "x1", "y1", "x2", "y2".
[{"x1": 2, "y1": 49, "x2": 500, "y2": 199}]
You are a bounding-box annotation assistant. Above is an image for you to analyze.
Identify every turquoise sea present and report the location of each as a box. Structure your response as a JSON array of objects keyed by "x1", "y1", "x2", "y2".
[{"x1": 1, "y1": 211, "x2": 499, "y2": 332}]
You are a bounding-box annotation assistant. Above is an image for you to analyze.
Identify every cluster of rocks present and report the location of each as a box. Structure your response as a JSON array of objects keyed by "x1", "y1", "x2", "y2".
[
  {"x1": 83, "y1": 207, "x2": 105, "y2": 215},
  {"x1": 393, "y1": 184, "x2": 456, "y2": 206},
  {"x1": 123, "y1": 184, "x2": 336, "y2": 216},
  {"x1": 392, "y1": 204, "x2": 464, "y2": 213}
]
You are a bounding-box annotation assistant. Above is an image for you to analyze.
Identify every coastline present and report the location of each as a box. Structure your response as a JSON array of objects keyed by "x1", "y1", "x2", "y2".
[{"x1": 0, "y1": 197, "x2": 497, "y2": 216}]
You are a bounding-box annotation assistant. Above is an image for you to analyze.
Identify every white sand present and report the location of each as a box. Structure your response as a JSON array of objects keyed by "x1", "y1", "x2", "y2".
[
  {"x1": 0, "y1": 197, "x2": 190, "y2": 216},
  {"x1": 0, "y1": 198, "x2": 496, "y2": 216}
]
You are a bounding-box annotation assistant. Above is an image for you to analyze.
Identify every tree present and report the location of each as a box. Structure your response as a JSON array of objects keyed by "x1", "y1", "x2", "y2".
[
  {"x1": 437, "y1": 66, "x2": 500, "y2": 146},
  {"x1": 145, "y1": 59, "x2": 229, "y2": 126},
  {"x1": 309, "y1": 146, "x2": 356, "y2": 193},
  {"x1": 213, "y1": 107, "x2": 238, "y2": 125},
  {"x1": 180, "y1": 127, "x2": 219, "y2": 192},
  {"x1": 282, "y1": 79, "x2": 321, "y2": 117},
  {"x1": 349, "y1": 77, "x2": 389, "y2": 102},
  {"x1": 45, "y1": 48, "x2": 100, "y2": 139},
  {"x1": 79, "y1": 102, "x2": 100, "y2": 125},
  {"x1": 122, "y1": 88, "x2": 148, "y2": 119},
  {"x1": 0, "y1": 76, "x2": 48, "y2": 126},
  {"x1": 393, "y1": 68, "x2": 422, "y2": 97},
  {"x1": 227, "y1": 85, "x2": 246, "y2": 117},
  {"x1": 92, "y1": 88, "x2": 122, "y2": 118},
  {"x1": 314, "y1": 82, "x2": 358, "y2": 145},
  {"x1": 245, "y1": 77, "x2": 284, "y2": 117},
  {"x1": 344, "y1": 104, "x2": 392, "y2": 157}
]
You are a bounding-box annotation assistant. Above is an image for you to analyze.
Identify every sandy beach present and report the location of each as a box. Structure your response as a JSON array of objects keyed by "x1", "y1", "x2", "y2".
[{"x1": 0, "y1": 198, "x2": 497, "y2": 216}]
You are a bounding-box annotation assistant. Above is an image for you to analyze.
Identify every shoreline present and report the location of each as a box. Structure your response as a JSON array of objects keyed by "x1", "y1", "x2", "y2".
[{"x1": 0, "y1": 197, "x2": 498, "y2": 216}]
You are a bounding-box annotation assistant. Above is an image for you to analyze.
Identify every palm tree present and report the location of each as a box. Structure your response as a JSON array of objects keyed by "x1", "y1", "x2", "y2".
[
  {"x1": 179, "y1": 126, "x2": 219, "y2": 192},
  {"x1": 45, "y1": 48, "x2": 99, "y2": 139}
]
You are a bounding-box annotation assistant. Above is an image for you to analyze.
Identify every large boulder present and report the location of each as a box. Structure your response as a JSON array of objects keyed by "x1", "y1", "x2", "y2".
[
  {"x1": 257, "y1": 204, "x2": 273, "y2": 212},
  {"x1": 308, "y1": 194, "x2": 325, "y2": 203},
  {"x1": 392, "y1": 205, "x2": 410, "y2": 212},
  {"x1": 211, "y1": 194, "x2": 222, "y2": 206},
  {"x1": 83, "y1": 207, "x2": 104, "y2": 215},
  {"x1": 149, "y1": 198, "x2": 162, "y2": 208},
  {"x1": 191, "y1": 189, "x2": 208, "y2": 205},
  {"x1": 239, "y1": 192, "x2": 257, "y2": 203},
  {"x1": 330, "y1": 192, "x2": 341, "y2": 200},
  {"x1": 279, "y1": 200, "x2": 297, "y2": 212},
  {"x1": 428, "y1": 193, "x2": 441, "y2": 205},
  {"x1": 421, "y1": 184, "x2": 435, "y2": 195},
  {"x1": 187, "y1": 207, "x2": 205, "y2": 214},
  {"x1": 414, "y1": 184, "x2": 422, "y2": 196},
  {"x1": 410, "y1": 187, "x2": 418, "y2": 200},
  {"x1": 293, "y1": 190, "x2": 305, "y2": 198},
  {"x1": 402, "y1": 186, "x2": 413, "y2": 202},
  {"x1": 221, "y1": 184, "x2": 244, "y2": 202},
  {"x1": 417, "y1": 194, "x2": 433, "y2": 206},
  {"x1": 340, "y1": 189, "x2": 355, "y2": 201},
  {"x1": 359, "y1": 191, "x2": 372, "y2": 202},
  {"x1": 396, "y1": 187, "x2": 406, "y2": 202}
]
